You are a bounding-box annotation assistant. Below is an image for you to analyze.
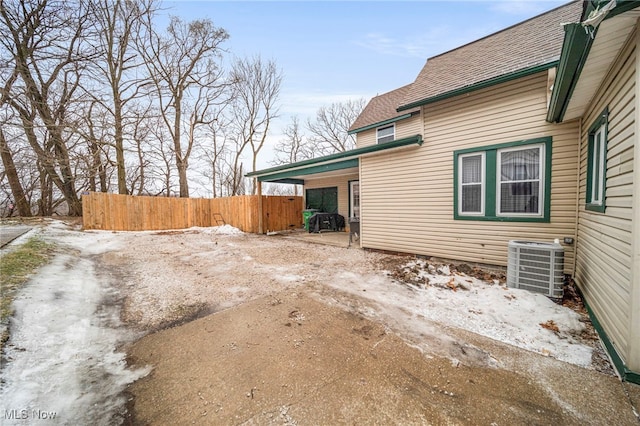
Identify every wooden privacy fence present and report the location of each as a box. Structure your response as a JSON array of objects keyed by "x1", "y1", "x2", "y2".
[{"x1": 82, "y1": 192, "x2": 303, "y2": 233}]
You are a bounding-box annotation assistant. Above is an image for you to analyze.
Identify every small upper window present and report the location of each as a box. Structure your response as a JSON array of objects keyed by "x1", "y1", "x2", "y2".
[
  {"x1": 586, "y1": 108, "x2": 608, "y2": 212},
  {"x1": 377, "y1": 124, "x2": 395, "y2": 144}
]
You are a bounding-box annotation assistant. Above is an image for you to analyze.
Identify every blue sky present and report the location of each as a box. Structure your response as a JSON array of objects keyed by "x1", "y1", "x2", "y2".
[{"x1": 162, "y1": 0, "x2": 569, "y2": 168}]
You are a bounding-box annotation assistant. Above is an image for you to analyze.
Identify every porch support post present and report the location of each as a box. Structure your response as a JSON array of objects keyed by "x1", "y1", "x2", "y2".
[{"x1": 257, "y1": 180, "x2": 264, "y2": 234}]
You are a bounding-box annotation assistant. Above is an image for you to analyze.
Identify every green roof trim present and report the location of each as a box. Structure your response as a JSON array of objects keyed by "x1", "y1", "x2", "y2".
[
  {"x1": 546, "y1": 23, "x2": 594, "y2": 123},
  {"x1": 604, "y1": 0, "x2": 640, "y2": 19},
  {"x1": 256, "y1": 158, "x2": 359, "y2": 183},
  {"x1": 246, "y1": 134, "x2": 423, "y2": 181},
  {"x1": 269, "y1": 178, "x2": 305, "y2": 185},
  {"x1": 348, "y1": 112, "x2": 416, "y2": 135},
  {"x1": 547, "y1": 0, "x2": 640, "y2": 123},
  {"x1": 397, "y1": 62, "x2": 558, "y2": 112}
]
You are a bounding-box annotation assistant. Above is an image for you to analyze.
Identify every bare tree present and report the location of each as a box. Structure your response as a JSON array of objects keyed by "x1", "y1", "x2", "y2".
[
  {"x1": 0, "y1": 0, "x2": 98, "y2": 215},
  {"x1": 78, "y1": 100, "x2": 111, "y2": 193},
  {"x1": 127, "y1": 103, "x2": 154, "y2": 195},
  {"x1": 198, "y1": 108, "x2": 232, "y2": 198},
  {"x1": 228, "y1": 56, "x2": 282, "y2": 194},
  {"x1": 0, "y1": 126, "x2": 31, "y2": 216},
  {"x1": 306, "y1": 98, "x2": 366, "y2": 155},
  {"x1": 144, "y1": 112, "x2": 176, "y2": 196},
  {"x1": 92, "y1": 0, "x2": 157, "y2": 194},
  {"x1": 270, "y1": 115, "x2": 311, "y2": 197},
  {"x1": 272, "y1": 115, "x2": 313, "y2": 165},
  {"x1": 138, "y1": 15, "x2": 229, "y2": 197},
  {"x1": 0, "y1": 45, "x2": 31, "y2": 216}
]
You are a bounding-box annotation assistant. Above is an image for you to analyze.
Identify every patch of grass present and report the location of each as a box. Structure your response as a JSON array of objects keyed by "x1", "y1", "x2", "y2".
[{"x1": 1, "y1": 237, "x2": 56, "y2": 322}]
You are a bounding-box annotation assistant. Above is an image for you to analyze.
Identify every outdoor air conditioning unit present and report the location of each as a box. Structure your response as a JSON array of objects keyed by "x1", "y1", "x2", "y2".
[{"x1": 507, "y1": 240, "x2": 564, "y2": 298}]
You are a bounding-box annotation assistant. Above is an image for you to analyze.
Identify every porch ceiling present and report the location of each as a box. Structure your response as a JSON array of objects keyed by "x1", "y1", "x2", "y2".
[
  {"x1": 562, "y1": 9, "x2": 640, "y2": 121},
  {"x1": 279, "y1": 166, "x2": 360, "y2": 184},
  {"x1": 547, "y1": 2, "x2": 640, "y2": 123}
]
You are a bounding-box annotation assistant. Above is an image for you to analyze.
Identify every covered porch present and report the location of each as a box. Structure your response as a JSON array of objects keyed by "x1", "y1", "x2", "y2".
[{"x1": 246, "y1": 135, "x2": 423, "y2": 235}]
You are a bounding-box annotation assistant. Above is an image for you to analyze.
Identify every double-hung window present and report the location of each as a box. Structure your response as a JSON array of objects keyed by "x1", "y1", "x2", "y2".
[
  {"x1": 586, "y1": 108, "x2": 608, "y2": 212},
  {"x1": 458, "y1": 153, "x2": 485, "y2": 215},
  {"x1": 377, "y1": 124, "x2": 395, "y2": 144},
  {"x1": 454, "y1": 137, "x2": 551, "y2": 222},
  {"x1": 497, "y1": 145, "x2": 543, "y2": 216}
]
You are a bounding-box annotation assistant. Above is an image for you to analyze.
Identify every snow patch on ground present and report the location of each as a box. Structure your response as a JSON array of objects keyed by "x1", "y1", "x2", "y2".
[
  {"x1": 192, "y1": 224, "x2": 244, "y2": 235},
  {"x1": 328, "y1": 259, "x2": 592, "y2": 367},
  {"x1": 1, "y1": 223, "x2": 149, "y2": 425}
]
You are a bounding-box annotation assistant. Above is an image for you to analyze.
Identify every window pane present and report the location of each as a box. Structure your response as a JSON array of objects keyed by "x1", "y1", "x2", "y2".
[
  {"x1": 500, "y1": 182, "x2": 539, "y2": 213},
  {"x1": 498, "y1": 146, "x2": 541, "y2": 215},
  {"x1": 500, "y1": 148, "x2": 539, "y2": 181},
  {"x1": 462, "y1": 185, "x2": 482, "y2": 212},
  {"x1": 461, "y1": 155, "x2": 482, "y2": 184},
  {"x1": 591, "y1": 128, "x2": 604, "y2": 204},
  {"x1": 377, "y1": 125, "x2": 394, "y2": 143}
]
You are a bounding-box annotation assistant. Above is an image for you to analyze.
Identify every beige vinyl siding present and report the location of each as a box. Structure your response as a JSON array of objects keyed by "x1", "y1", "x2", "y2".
[
  {"x1": 304, "y1": 173, "x2": 358, "y2": 228},
  {"x1": 356, "y1": 114, "x2": 423, "y2": 148},
  {"x1": 360, "y1": 71, "x2": 579, "y2": 273},
  {"x1": 574, "y1": 31, "x2": 636, "y2": 363}
]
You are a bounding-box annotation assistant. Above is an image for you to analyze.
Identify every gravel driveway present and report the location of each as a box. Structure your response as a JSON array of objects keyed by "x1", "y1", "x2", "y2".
[
  {"x1": 2, "y1": 220, "x2": 639, "y2": 425},
  {"x1": 91, "y1": 226, "x2": 640, "y2": 425}
]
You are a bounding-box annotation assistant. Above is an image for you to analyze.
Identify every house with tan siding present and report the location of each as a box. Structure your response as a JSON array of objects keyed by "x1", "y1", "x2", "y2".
[
  {"x1": 247, "y1": 0, "x2": 640, "y2": 382},
  {"x1": 546, "y1": 0, "x2": 640, "y2": 383}
]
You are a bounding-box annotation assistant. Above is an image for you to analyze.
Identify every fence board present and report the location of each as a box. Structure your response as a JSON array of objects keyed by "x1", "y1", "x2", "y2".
[
  {"x1": 81, "y1": 192, "x2": 303, "y2": 233},
  {"x1": 262, "y1": 196, "x2": 303, "y2": 233}
]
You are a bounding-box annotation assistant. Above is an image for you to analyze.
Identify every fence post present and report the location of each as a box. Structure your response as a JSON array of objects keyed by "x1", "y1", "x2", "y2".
[{"x1": 257, "y1": 181, "x2": 263, "y2": 234}]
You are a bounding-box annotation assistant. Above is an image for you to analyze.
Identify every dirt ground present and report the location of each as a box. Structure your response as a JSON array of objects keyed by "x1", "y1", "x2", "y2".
[{"x1": 90, "y1": 229, "x2": 640, "y2": 425}]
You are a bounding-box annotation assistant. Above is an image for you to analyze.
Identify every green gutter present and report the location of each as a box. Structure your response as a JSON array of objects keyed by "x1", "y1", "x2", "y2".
[
  {"x1": 546, "y1": 23, "x2": 594, "y2": 123},
  {"x1": 583, "y1": 297, "x2": 640, "y2": 384},
  {"x1": 257, "y1": 158, "x2": 359, "y2": 183},
  {"x1": 397, "y1": 62, "x2": 557, "y2": 112},
  {"x1": 547, "y1": 0, "x2": 640, "y2": 123},
  {"x1": 603, "y1": 0, "x2": 640, "y2": 19},
  {"x1": 348, "y1": 112, "x2": 416, "y2": 135},
  {"x1": 246, "y1": 134, "x2": 423, "y2": 178}
]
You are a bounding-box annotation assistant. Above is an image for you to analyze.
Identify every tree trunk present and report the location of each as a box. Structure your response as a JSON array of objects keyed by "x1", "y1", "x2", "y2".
[
  {"x1": 173, "y1": 98, "x2": 189, "y2": 198},
  {"x1": 17, "y1": 111, "x2": 81, "y2": 215},
  {"x1": 113, "y1": 93, "x2": 128, "y2": 194},
  {"x1": 37, "y1": 160, "x2": 52, "y2": 216},
  {"x1": 0, "y1": 129, "x2": 32, "y2": 216}
]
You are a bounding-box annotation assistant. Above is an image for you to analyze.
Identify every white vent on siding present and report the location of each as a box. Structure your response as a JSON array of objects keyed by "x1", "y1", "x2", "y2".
[{"x1": 507, "y1": 240, "x2": 564, "y2": 298}]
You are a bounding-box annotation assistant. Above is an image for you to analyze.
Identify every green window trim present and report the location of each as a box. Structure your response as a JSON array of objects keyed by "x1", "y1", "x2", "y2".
[
  {"x1": 585, "y1": 108, "x2": 608, "y2": 213},
  {"x1": 453, "y1": 137, "x2": 552, "y2": 222}
]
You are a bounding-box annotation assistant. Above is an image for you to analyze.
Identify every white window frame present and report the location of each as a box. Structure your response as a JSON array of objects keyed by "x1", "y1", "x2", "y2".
[
  {"x1": 458, "y1": 152, "x2": 485, "y2": 216},
  {"x1": 496, "y1": 144, "x2": 544, "y2": 217},
  {"x1": 376, "y1": 124, "x2": 395, "y2": 144},
  {"x1": 349, "y1": 180, "x2": 360, "y2": 218},
  {"x1": 590, "y1": 124, "x2": 606, "y2": 206}
]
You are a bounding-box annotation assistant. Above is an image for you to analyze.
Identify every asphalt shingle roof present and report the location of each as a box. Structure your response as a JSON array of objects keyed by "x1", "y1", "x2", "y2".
[
  {"x1": 349, "y1": 84, "x2": 417, "y2": 132},
  {"x1": 399, "y1": 1, "x2": 583, "y2": 109},
  {"x1": 350, "y1": 1, "x2": 584, "y2": 133}
]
